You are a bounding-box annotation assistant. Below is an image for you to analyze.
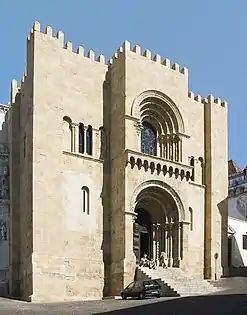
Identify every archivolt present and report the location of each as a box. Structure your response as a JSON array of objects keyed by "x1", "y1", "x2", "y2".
[
  {"x1": 130, "y1": 180, "x2": 186, "y2": 222},
  {"x1": 131, "y1": 90, "x2": 185, "y2": 134}
]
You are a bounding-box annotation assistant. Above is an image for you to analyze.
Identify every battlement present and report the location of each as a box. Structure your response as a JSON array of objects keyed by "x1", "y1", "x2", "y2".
[
  {"x1": 109, "y1": 40, "x2": 188, "y2": 76},
  {"x1": 30, "y1": 21, "x2": 106, "y2": 65},
  {"x1": 29, "y1": 21, "x2": 188, "y2": 76},
  {"x1": 26, "y1": 21, "x2": 228, "y2": 108},
  {"x1": 188, "y1": 91, "x2": 227, "y2": 108}
]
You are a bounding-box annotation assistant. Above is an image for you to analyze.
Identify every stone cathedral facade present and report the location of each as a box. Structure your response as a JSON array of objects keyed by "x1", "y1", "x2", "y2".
[{"x1": 7, "y1": 21, "x2": 228, "y2": 302}]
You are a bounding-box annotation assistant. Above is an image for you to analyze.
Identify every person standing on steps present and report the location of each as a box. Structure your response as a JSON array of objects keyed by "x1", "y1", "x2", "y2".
[{"x1": 160, "y1": 251, "x2": 168, "y2": 268}]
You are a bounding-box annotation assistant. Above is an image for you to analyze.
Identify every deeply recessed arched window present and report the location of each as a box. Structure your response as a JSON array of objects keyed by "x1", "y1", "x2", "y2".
[
  {"x1": 81, "y1": 186, "x2": 90, "y2": 215},
  {"x1": 189, "y1": 207, "x2": 193, "y2": 231},
  {"x1": 190, "y1": 156, "x2": 195, "y2": 181},
  {"x1": 79, "y1": 123, "x2": 84, "y2": 153},
  {"x1": 86, "y1": 125, "x2": 93, "y2": 155},
  {"x1": 141, "y1": 121, "x2": 157, "y2": 156},
  {"x1": 62, "y1": 116, "x2": 73, "y2": 152}
]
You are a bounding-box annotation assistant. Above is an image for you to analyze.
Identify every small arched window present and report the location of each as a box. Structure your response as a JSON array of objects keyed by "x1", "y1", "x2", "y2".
[
  {"x1": 86, "y1": 125, "x2": 93, "y2": 156},
  {"x1": 62, "y1": 116, "x2": 73, "y2": 152},
  {"x1": 81, "y1": 186, "x2": 90, "y2": 215},
  {"x1": 141, "y1": 121, "x2": 157, "y2": 156},
  {"x1": 190, "y1": 157, "x2": 195, "y2": 181},
  {"x1": 189, "y1": 207, "x2": 193, "y2": 231},
  {"x1": 198, "y1": 157, "x2": 204, "y2": 185},
  {"x1": 79, "y1": 123, "x2": 84, "y2": 153}
]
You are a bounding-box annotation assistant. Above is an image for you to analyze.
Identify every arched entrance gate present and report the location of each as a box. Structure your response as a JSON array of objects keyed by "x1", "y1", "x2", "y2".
[{"x1": 132, "y1": 183, "x2": 184, "y2": 268}]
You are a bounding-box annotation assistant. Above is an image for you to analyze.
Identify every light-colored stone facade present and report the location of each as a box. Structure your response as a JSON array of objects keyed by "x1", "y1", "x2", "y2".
[
  {"x1": 8, "y1": 21, "x2": 228, "y2": 302},
  {"x1": 0, "y1": 104, "x2": 10, "y2": 296}
]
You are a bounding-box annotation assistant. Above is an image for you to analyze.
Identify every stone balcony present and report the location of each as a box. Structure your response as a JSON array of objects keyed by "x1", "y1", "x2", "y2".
[{"x1": 125, "y1": 149, "x2": 193, "y2": 181}]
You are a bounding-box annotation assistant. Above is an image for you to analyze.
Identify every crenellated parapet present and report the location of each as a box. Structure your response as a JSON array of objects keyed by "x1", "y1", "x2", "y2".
[
  {"x1": 30, "y1": 21, "x2": 188, "y2": 75},
  {"x1": 188, "y1": 91, "x2": 228, "y2": 108},
  {"x1": 25, "y1": 21, "x2": 228, "y2": 109},
  {"x1": 109, "y1": 40, "x2": 188, "y2": 76},
  {"x1": 10, "y1": 71, "x2": 27, "y2": 105},
  {"x1": 30, "y1": 21, "x2": 106, "y2": 65}
]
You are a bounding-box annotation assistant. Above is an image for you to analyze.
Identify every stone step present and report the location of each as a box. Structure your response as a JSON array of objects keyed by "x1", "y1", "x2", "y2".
[{"x1": 137, "y1": 266, "x2": 220, "y2": 297}]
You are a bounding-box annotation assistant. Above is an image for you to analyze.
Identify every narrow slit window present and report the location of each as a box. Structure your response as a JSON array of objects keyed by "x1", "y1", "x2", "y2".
[
  {"x1": 81, "y1": 186, "x2": 90, "y2": 215},
  {"x1": 86, "y1": 125, "x2": 93, "y2": 156},
  {"x1": 190, "y1": 157, "x2": 195, "y2": 181},
  {"x1": 189, "y1": 207, "x2": 193, "y2": 231},
  {"x1": 79, "y1": 123, "x2": 84, "y2": 153}
]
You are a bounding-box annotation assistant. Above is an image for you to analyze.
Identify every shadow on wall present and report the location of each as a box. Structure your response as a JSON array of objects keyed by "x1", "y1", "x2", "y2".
[
  {"x1": 217, "y1": 198, "x2": 229, "y2": 278},
  {"x1": 93, "y1": 294, "x2": 247, "y2": 315},
  {"x1": 0, "y1": 107, "x2": 10, "y2": 297},
  {"x1": 9, "y1": 89, "x2": 34, "y2": 301},
  {"x1": 231, "y1": 236, "x2": 244, "y2": 267},
  {"x1": 100, "y1": 72, "x2": 112, "y2": 297}
]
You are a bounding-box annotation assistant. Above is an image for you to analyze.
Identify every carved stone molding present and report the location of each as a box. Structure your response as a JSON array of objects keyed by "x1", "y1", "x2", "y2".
[
  {"x1": 133, "y1": 121, "x2": 143, "y2": 135},
  {"x1": 129, "y1": 180, "x2": 185, "y2": 221},
  {"x1": 130, "y1": 90, "x2": 185, "y2": 134},
  {"x1": 0, "y1": 220, "x2": 7, "y2": 241}
]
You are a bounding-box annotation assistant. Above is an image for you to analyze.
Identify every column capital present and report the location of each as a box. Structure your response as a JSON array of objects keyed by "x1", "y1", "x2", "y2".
[
  {"x1": 180, "y1": 221, "x2": 190, "y2": 226},
  {"x1": 124, "y1": 211, "x2": 137, "y2": 223}
]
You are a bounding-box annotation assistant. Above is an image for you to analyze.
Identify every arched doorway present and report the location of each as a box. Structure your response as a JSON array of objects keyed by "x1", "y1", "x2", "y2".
[
  {"x1": 133, "y1": 184, "x2": 183, "y2": 268},
  {"x1": 133, "y1": 208, "x2": 152, "y2": 262}
]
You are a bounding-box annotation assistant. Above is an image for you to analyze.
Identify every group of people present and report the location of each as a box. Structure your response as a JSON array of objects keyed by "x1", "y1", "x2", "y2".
[{"x1": 139, "y1": 251, "x2": 168, "y2": 269}]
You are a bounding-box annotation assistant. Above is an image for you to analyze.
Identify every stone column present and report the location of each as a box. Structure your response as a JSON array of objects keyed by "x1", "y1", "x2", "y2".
[
  {"x1": 152, "y1": 223, "x2": 156, "y2": 261},
  {"x1": 92, "y1": 128, "x2": 99, "y2": 158},
  {"x1": 74, "y1": 123, "x2": 79, "y2": 153},
  {"x1": 160, "y1": 224, "x2": 164, "y2": 253},
  {"x1": 84, "y1": 125, "x2": 88, "y2": 154},
  {"x1": 164, "y1": 221, "x2": 168, "y2": 255},
  {"x1": 71, "y1": 123, "x2": 77, "y2": 152},
  {"x1": 167, "y1": 220, "x2": 174, "y2": 267},
  {"x1": 170, "y1": 220, "x2": 174, "y2": 267},
  {"x1": 165, "y1": 139, "x2": 169, "y2": 160},
  {"x1": 157, "y1": 136, "x2": 162, "y2": 158},
  {"x1": 177, "y1": 222, "x2": 181, "y2": 267},
  {"x1": 156, "y1": 224, "x2": 161, "y2": 265},
  {"x1": 179, "y1": 140, "x2": 182, "y2": 162},
  {"x1": 180, "y1": 222, "x2": 184, "y2": 261},
  {"x1": 169, "y1": 141, "x2": 173, "y2": 160}
]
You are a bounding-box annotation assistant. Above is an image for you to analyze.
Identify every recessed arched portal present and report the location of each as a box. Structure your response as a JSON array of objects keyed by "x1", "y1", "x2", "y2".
[{"x1": 132, "y1": 183, "x2": 184, "y2": 268}]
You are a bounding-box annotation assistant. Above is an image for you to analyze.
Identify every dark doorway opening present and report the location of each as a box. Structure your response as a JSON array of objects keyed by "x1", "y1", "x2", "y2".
[
  {"x1": 133, "y1": 208, "x2": 152, "y2": 263},
  {"x1": 140, "y1": 232, "x2": 149, "y2": 258},
  {"x1": 228, "y1": 237, "x2": 232, "y2": 267}
]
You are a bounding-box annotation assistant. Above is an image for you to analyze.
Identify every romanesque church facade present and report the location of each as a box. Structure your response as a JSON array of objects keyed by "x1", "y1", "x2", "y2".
[{"x1": 7, "y1": 21, "x2": 228, "y2": 301}]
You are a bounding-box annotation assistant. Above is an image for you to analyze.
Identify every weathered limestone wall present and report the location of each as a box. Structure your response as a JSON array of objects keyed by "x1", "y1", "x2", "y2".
[
  {"x1": 29, "y1": 22, "x2": 107, "y2": 301},
  {"x1": 19, "y1": 36, "x2": 35, "y2": 301},
  {"x1": 0, "y1": 104, "x2": 10, "y2": 296},
  {"x1": 9, "y1": 82, "x2": 21, "y2": 297},
  {"x1": 108, "y1": 52, "x2": 128, "y2": 295},
  {"x1": 121, "y1": 42, "x2": 207, "y2": 279},
  {"x1": 9, "y1": 30, "x2": 35, "y2": 300},
  {"x1": 205, "y1": 96, "x2": 228, "y2": 278},
  {"x1": 204, "y1": 96, "x2": 228, "y2": 279},
  {"x1": 187, "y1": 183, "x2": 205, "y2": 277}
]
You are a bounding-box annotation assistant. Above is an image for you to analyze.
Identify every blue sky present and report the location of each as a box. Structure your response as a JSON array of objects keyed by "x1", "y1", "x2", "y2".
[{"x1": 0, "y1": 1, "x2": 245, "y2": 167}]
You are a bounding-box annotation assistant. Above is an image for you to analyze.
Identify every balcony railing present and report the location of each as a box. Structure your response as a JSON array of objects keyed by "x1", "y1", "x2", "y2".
[{"x1": 125, "y1": 149, "x2": 193, "y2": 181}]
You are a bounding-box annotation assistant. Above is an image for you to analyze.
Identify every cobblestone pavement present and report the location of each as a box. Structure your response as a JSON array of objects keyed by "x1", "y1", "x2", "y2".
[{"x1": 1, "y1": 294, "x2": 247, "y2": 315}]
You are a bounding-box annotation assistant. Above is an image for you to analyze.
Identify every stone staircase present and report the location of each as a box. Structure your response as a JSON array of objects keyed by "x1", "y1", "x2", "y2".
[{"x1": 137, "y1": 266, "x2": 225, "y2": 297}]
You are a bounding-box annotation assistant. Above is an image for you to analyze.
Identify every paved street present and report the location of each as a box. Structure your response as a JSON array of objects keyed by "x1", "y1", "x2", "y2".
[{"x1": 0, "y1": 294, "x2": 247, "y2": 315}]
